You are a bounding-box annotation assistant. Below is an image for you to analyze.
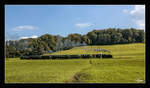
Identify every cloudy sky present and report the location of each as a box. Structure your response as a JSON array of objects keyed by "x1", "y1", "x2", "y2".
[{"x1": 5, "y1": 5, "x2": 145, "y2": 40}]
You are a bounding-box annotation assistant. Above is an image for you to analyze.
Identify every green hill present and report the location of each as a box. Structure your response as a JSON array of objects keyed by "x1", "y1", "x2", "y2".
[
  {"x1": 44, "y1": 43, "x2": 145, "y2": 58},
  {"x1": 5, "y1": 43, "x2": 145, "y2": 83}
]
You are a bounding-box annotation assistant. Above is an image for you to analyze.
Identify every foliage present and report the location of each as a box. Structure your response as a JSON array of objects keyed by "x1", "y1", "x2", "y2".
[{"x1": 5, "y1": 28, "x2": 145, "y2": 58}]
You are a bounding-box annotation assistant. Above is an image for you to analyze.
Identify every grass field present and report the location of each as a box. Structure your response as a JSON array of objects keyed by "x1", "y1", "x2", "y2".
[{"x1": 5, "y1": 43, "x2": 145, "y2": 83}]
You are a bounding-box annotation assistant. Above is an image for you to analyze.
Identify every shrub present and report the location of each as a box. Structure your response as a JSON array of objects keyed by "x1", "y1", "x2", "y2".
[{"x1": 41, "y1": 55, "x2": 50, "y2": 59}]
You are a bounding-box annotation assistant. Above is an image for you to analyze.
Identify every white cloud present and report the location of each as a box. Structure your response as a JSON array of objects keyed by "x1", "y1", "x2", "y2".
[
  {"x1": 130, "y1": 5, "x2": 145, "y2": 30},
  {"x1": 13, "y1": 25, "x2": 38, "y2": 31},
  {"x1": 123, "y1": 5, "x2": 145, "y2": 30},
  {"x1": 75, "y1": 23, "x2": 92, "y2": 28},
  {"x1": 19, "y1": 35, "x2": 38, "y2": 39},
  {"x1": 122, "y1": 9, "x2": 129, "y2": 14},
  {"x1": 136, "y1": 20, "x2": 145, "y2": 29},
  {"x1": 31, "y1": 35, "x2": 38, "y2": 38},
  {"x1": 130, "y1": 5, "x2": 145, "y2": 17},
  {"x1": 19, "y1": 37, "x2": 29, "y2": 39}
]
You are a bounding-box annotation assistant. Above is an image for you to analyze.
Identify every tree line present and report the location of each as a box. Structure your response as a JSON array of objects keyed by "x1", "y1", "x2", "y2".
[{"x1": 5, "y1": 28, "x2": 145, "y2": 58}]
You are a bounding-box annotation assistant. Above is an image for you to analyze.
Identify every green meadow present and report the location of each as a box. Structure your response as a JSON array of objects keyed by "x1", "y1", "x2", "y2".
[{"x1": 5, "y1": 43, "x2": 145, "y2": 83}]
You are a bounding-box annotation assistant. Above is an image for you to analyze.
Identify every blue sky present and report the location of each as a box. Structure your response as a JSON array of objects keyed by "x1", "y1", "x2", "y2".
[{"x1": 5, "y1": 5, "x2": 145, "y2": 40}]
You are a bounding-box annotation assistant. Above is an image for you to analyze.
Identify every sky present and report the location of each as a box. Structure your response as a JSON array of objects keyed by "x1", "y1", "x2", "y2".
[{"x1": 5, "y1": 5, "x2": 145, "y2": 40}]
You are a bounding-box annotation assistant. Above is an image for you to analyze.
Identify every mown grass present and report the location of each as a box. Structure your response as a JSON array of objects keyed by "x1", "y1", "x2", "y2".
[
  {"x1": 72, "y1": 59, "x2": 145, "y2": 83},
  {"x1": 5, "y1": 59, "x2": 90, "y2": 83},
  {"x1": 5, "y1": 43, "x2": 145, "y2": 83}
]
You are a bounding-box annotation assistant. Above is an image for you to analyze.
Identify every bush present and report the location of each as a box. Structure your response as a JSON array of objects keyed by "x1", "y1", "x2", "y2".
[
  {"x1": 20, "y1": 54, "x2": 113, "y2": 60},
  {"x1": 20, "y1": 55, "x2": 41, "y2": 59},
  {"x1": 102, "y1": 54, "x2": 112, "y2": 58},
  {"x1": 81, "y1": 54, "x2": 91, "y2": 58},
  {"x1": 29, "y1": 55, "x2": 41, "y2": 59},
  {"x1": 69, "y1": 55, "x2": 80, "y2": 59},
  {"x1": 41, "y1": 55, "x2": 50, "y2": 59}
]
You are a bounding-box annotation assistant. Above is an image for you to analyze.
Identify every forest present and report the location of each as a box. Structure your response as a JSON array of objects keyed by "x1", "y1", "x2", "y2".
[{"x1": 5, "y1": 28, "x2": 145, "y2": 58}]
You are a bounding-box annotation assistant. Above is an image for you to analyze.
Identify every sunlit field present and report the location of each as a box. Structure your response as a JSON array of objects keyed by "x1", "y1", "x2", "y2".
[{"x1": 5, "y1": 43, "x2": 145, "y2": 83}]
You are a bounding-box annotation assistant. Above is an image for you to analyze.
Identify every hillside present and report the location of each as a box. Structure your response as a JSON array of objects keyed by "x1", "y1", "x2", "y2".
[
  {"x1": 44, "y1": 43, "x2": 145, "y2": 58},
  {"x1": 5, "y1": 43, "x2": 145, "y2": 83}
]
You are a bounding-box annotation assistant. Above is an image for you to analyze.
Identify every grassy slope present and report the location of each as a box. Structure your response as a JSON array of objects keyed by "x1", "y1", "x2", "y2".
[
  {"x1": 5, "y1": 43, "x2": 145, "y2": 83},
  {"x1": 5, "y1": 59, "x2": 90, "y2": 83}
]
